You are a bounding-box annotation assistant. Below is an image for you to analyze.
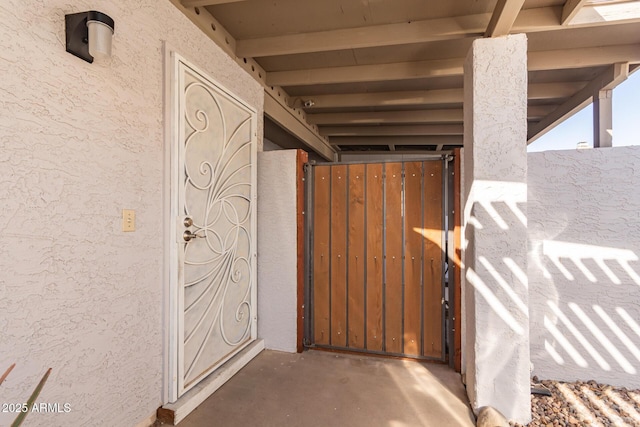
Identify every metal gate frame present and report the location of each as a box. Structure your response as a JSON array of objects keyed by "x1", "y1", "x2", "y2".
[{"x1": 303, "y1": 156, "x2": 456, "y2": 363}]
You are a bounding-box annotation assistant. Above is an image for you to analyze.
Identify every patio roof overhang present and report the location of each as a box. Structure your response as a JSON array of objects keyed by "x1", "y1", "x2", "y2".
[{"x1": 170, "y1": 0, "x2": 640, "y2": 160}]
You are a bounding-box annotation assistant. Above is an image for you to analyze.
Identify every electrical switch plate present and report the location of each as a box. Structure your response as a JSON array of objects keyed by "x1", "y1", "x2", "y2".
[{"x1": 122, "y1": 209, "x2": 135, "y2": 232}]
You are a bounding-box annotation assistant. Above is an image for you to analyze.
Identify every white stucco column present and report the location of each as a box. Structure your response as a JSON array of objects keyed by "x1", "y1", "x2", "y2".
[{"x1": 462, "y1": 34, "x2": 531, "y2": 423}]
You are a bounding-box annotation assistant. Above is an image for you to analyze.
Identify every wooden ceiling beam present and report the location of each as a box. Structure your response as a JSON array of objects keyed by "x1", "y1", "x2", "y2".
[
  {"x1": 528, "y1": 105, "x2": 558, "y2": 120},
  {"x1": 238, "y1": 7, "x2": 561, "y2": 58},
  {"x1": 340, "y1": 152, "x2": 453, "y2": 162},
  {"x1": 237, "y1": 14, "x2": 489, "y2": 58},
  {"x1": 339, "y1": 151, "x2": 450, "y2": 157},
  {"x1": 319, "y1": 124, "x2": 464, "y2": 137},
  {"x1": 528, "y1": 44, "x2": 640, "y2": 71},
  {"x1": 299, "y1": 89, "x2": 461, "y2": 109},
  {"x1": 529, "y1": 82, "x2": 588, "y2": 99},
  {"x1": 264, "y1": 92, "x2": 336, "y2": 160},
  {"x1": 308, "y1": 105, "x2": 555, "y2": 125},
  {"x1": 307, "y1": 104, "x2": 557, "y2": 126},
  {"x1": 267, "y1": 58, "x2": 464, "y2": 86},
  {"x1": 237, "y1": 5, "x2": 640, "y2": 58},
  {"x1": 268, "y1": 44, "x2": 640, "y2": 87},
  {"x1": 485, "y1": 0, "x2": 526, "y2": 37},
  {"x1": 561, "y1": 0, "x2": 588, "y2": 25},
  {"x1": 331, "y1": 135, "x2": 463, "y2": 146},
  {"x1": 528, "y1": 62, "x2": 629, "y2": 143},
  {"x1": 181, "y1": 0, "x2": 248, "y2": 7},
  {"x1": 298, "y1": 82, "x2": 587, "y2": 109},
  {"x1": 307, "y1": 109, "x2": 464, "y2": 125}
]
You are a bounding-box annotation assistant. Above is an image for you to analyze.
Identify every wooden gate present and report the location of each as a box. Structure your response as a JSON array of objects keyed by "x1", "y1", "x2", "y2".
[{"x1": 308, "y1": 160, "x2": 448, "y2": 360}]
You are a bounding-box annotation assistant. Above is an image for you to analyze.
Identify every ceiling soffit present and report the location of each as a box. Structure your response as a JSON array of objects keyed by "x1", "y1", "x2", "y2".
[{"x1": 175, "y1": 0, "x2": 640, "y2": 155}]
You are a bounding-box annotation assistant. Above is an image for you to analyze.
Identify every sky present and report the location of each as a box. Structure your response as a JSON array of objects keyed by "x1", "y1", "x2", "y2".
[{"x1": 527, "y1": 69, "x2": 640, "y2": 152}]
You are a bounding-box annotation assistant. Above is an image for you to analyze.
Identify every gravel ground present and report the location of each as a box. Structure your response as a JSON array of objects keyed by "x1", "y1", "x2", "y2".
[{"x1": 510, "y1": 377, "x2": 640, "y2": 427}]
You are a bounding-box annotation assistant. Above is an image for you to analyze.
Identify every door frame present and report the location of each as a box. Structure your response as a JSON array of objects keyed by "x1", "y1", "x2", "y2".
[
  {"x1": 295, "y1": 150, "x2": 308, "y2": 352},
  {"x1": 163, "y1": 42, "x2": 177, "y2": 405},
  {"x1": 163, "y1": 46, "x2": 258, "y2": 403}
]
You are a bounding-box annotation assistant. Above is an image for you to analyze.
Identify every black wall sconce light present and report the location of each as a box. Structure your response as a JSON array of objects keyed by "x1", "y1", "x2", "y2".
[{"x1": 65, "y1": 11, "x2": 115, "y2": 63}]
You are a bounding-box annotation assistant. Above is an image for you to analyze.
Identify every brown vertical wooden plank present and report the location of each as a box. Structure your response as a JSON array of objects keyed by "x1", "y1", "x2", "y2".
[
  {"x1": 423, "y1": 161, "x2": 444, "y2": 358},
  {"x1": 347, "y1": 164, "x2": 365, "y2": 349},
  {"x1": 331, "y1": 165, "x2": 348, "y2": 347},
  {"x1": 366, "y1": 164, "x2": 384, "y2": 351},
  {"x1": 296, "y1": 150, "x2": 308, "y2": 353},
  {"x1": 313, "y1": 165, "x2": 331, "y2": 345},
  {"x1": 403, "y1": 162, "x2": 423, "y2": 356},
  {"x1": 385, "y1": 163, "x2": 403, "y2": 354},
  {"x1": 453, "y1": 149, "x2": 462, "y2": 372}
]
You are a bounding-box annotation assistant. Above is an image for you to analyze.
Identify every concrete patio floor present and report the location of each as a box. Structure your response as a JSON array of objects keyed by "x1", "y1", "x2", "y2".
[{"x1": 169, "y1": 349, "x2": 476, "y2": 427}]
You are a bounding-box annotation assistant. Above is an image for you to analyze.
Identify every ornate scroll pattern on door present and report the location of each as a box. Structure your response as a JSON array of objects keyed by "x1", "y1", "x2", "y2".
[{"x1": 180, "y1": 67, "x2": 255, "y2": 391}]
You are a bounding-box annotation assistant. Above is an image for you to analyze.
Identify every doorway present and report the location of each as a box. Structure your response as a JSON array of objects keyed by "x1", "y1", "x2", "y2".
[{"x1": 166, "y1": 53, "x2": 259, "y2": 401}]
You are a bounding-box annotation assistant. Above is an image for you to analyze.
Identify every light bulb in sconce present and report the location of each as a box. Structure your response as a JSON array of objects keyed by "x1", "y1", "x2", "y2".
[{"x1": 87, "y1": 12, "x2": 115, "y2": 59}]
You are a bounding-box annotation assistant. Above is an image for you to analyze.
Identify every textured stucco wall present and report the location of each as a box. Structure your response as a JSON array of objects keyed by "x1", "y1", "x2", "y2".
[
  {"x1": 529, "y1": 146, "x2": 640, "y2": 389},
  {"x1": 257, "y1": 151, "x2": 298, "y2": 353},
  {"x1": 463, "y1": 34, "x2": 530, "y2": 423},
  {"x1": 0, "y1": 1, "x2": 262, "y2": 426}
]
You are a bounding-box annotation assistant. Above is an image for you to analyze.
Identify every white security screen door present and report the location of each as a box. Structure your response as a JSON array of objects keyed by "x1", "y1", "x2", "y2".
[{"x1": 171, "y1": 55, "x2": 257, "y2": 398}]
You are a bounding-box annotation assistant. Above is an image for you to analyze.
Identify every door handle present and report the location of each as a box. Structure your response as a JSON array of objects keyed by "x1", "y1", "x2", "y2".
[{"x1": 183, "y1": 230, "x2": 203, "y2": 242}]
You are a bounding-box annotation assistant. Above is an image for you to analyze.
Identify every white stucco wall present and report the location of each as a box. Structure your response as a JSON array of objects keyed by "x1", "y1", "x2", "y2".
[
  {"x1": 263, "y1": 137, "x2": 284, "y2": 151},
  {"x1": 257, "y1": 150, "x2": 299, "y2": 353},
  {"x1": 528, "y1": 146, "x2": 640, "y2": 389},
  {"x1": 463, "y1": 34, "x2": 530, "y2": 423},
  {"x1": 0, "y1": 1, "x2": 262, "y2": 426}
]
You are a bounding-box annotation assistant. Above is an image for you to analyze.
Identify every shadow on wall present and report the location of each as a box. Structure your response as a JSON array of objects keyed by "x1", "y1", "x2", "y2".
[
  {"x1": 528, "y1": 146, "x2": 640, "y2": 391},
  {"x1": 529, "y1": 239, "x2": 640, "y2": 386}
]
